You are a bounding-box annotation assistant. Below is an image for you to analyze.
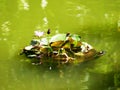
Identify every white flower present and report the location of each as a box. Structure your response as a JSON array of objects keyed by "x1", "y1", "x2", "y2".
[{"x1": 34, "y1": 30, "x2": 44, "y2": 37}]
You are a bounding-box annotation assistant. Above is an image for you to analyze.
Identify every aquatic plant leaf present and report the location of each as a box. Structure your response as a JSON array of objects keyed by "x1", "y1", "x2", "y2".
[
  {"x1": 70, "y1": 34, "x2": 81, "y2": 41},
  {"x1": 40, "y1": 38, "x2": 49, "y2": 45},
  {"x1": 30, "y1": 39, "x2": 40, "y2": 45},
  {"x1": 50, "y1": 34, "x2": 66, "y2": 42}
]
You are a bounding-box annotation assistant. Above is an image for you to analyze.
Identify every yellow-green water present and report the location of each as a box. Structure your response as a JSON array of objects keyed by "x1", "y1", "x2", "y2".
[{"x1": 0, "y1": 0, "x2": 120, "y2": 90}]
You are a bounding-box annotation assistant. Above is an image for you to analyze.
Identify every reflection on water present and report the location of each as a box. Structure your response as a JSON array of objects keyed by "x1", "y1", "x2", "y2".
[
  {"x1": 1, "y1": 21, "x2": 10, "y2": 41},
  {"x1": 18, "y1": 0, "x2": 29, "y2": 11},
  {"x1": 66, "y1": 1, "x2": 89, "y2": 17},
  {"x1": 41, "y1": 0, "x2": 48, "y2": 9},
  {"x1": 0, "y1": 0, "x2": 120, "y2": 90}
]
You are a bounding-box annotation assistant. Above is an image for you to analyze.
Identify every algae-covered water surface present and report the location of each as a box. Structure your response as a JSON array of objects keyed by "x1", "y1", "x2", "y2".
[{"x1": 0, "y1": 0, "x2": 120, "y2": 90}]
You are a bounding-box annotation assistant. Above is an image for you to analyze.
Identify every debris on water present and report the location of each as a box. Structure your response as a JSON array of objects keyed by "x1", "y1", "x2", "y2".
[
  {"x1": 20, "y1": 29, "x2": 105, "y2": 66},
  {"x1": 49, "y1": 66, "x2": 52, "y2": 70},
  {"x1": 24, "y1": 45, "x2": 33, "y2": 50},
  {"x1": 47, "y1": 29, "x2": 51, "y2": 34}
]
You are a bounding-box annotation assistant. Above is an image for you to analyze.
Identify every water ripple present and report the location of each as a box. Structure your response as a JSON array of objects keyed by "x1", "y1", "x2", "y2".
[
  {"x1": 18, "y1": 0, "x2": 29, "y2": 11},
  {"x1": 66, "y1": 1, "x2": 89, "y2": 17},
  {"x1": 41, "y1": 0, "x2": 48, "y2": 9}
]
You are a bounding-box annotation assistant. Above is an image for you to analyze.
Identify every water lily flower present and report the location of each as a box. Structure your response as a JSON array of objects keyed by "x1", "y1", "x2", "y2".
[{"x1": 34, "y1": 30, "x2": 44, "y2": 37}]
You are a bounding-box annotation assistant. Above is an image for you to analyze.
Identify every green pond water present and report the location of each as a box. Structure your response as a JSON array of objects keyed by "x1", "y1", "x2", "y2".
[{"x1": 0, "y1": 0, "x2": 120, "y2": 90}]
